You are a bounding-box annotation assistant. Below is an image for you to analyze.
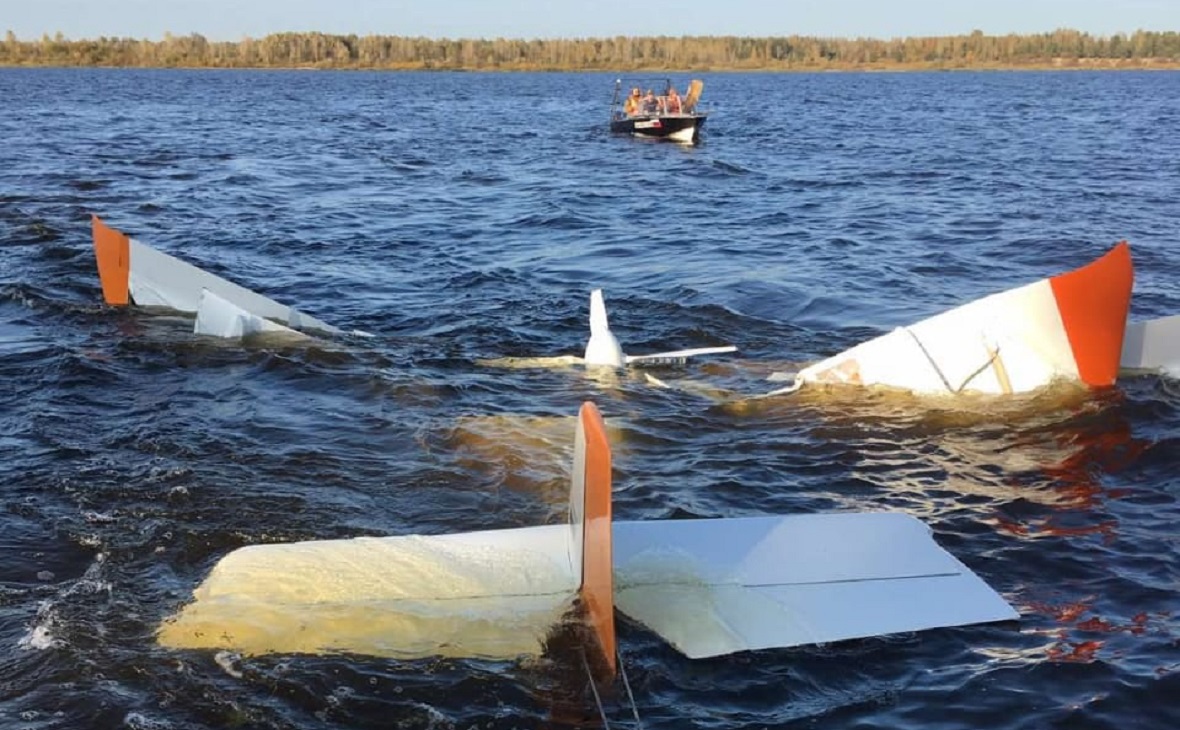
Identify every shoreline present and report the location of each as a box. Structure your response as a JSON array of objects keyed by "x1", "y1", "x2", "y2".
[{"x1": 3, "y1": 60, "x2": 1179, "y2": 72}]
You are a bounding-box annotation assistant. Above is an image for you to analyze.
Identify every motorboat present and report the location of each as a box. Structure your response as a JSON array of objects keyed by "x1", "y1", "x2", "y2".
[{"x1": 609, "y1": 78, "x2": 707, "y2": 144}]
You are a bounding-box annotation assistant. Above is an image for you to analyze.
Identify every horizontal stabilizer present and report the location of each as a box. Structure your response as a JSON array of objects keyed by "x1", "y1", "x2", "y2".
[
  {"x1": 194, "y1": 289, "x2": 309, "y2": 340},
  {"x1": 1121, "y1": 314, "x2": 1180, "y2": 372},
  {"x1": 625, "y1": 345, "x2": 738, "y2": 366},
  {"x1": 613, "y1": 513, "x2": 1016, "y2": 658}
]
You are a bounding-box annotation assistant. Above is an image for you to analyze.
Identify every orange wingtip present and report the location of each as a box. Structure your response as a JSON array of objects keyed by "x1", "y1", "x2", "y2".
[
  {"x1": 1049, "y1": 241, "x2": 1133, "y2": 387},
  {"x1": 91, "y1": 215, "x2": 131, "y2": 306},
  {"x1": 577, "y1": 401, "x2": 616, "y2": 679}
]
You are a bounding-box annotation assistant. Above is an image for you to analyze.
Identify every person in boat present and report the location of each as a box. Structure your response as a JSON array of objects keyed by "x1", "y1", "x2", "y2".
[
  {"x1": 623, "y1": 87, "x2": 642, "y2": 116},
  {"x1": 665, "y1": 86, "x2": 683, "y2": 114},
  {"x1": 641, "y1": 89, "x2": 659, "y2": 114}
]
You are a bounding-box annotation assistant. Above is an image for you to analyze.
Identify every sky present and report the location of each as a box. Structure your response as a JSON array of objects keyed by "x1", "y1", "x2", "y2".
[{"x1": 3, "y1": 0, "x2": 1177, "y2": 42}]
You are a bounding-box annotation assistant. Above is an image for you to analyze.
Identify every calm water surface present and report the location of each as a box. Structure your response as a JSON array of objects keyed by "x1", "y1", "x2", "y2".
[{"x1": 1, "y1": 68, "x2": 1178, "y2": 729}]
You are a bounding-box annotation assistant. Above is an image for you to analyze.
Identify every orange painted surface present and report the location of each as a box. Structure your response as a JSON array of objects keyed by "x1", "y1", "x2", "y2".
[
  {"x1": 1049, "y1": 242, "x2": 1133, "y2": 387},
  {"x1": 91, "y1": 215, "x2": 131, "y2": 305},
  {"x1": 577, "y1": 401, "x2": 616, "y2": 678}
]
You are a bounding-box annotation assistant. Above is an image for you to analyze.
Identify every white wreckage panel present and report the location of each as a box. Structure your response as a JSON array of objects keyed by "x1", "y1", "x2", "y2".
[
  {"x1": 127, "y1": 237, "x2": 339, "y2": 334},
  {"x1": 157, "y1": 524, "x2": 579, "y2": 659},
  {"x1": 613, "y1": 513, "x2": 1017, "y2": 659},
  {"x1": 1121, "y1": 314, "x2": 1180, "y2": 374}
]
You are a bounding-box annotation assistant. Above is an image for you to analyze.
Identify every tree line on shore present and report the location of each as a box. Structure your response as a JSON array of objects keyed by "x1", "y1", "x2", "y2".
[{"x1": 3, "y1": 28, "x2": 1179, "y2": 70}]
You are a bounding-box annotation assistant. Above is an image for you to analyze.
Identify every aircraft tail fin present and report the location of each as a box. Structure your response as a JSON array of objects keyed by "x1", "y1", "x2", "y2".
[{"x1": 584, "y1": 290, "x2": 625, "y2": 367}]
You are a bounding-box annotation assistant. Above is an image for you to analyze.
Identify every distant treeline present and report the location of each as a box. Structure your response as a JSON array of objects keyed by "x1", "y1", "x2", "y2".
[{"x1": 3, "y1": 28, "x2": 1180, "y2": 71}]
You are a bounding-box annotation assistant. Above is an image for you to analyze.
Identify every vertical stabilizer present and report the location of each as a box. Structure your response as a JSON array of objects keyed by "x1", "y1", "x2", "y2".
[
  {"x1": 584, "y1": 290, "x2": 626, "y2": 367},
  {"x1": 572, "y1": 402, "x2": 616, "y2": 678},
  {"x1": 91, "y1": 215, "x2": 131, "y2": 305}
]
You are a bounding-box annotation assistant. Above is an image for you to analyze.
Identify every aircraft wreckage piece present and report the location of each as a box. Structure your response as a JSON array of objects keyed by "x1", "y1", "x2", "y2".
[
  {"x1": 1121, "y1": 314, "x2": 1180, "y2": 374},
  {"x1": 584, "y1": 289, "x2": 737, "y2": 367},
  {"x1": 158, "y1": 402, "x2": 1015, "y2": 666},
  {"x1": 768, "y1": 242, "x2": 1134, "y2": 396},
  {"x1": 479, "y1": 289, "x2": 736, "y2": 369},
  {"x1": 194, "y1": 289, "x2": 309, "y2": 340},
  {"x1": 91, "y1": 215, "x2": 339, "y2": 336},
  {"x1": 159, "y1": 401, "x2": 617, "y2": 669}
]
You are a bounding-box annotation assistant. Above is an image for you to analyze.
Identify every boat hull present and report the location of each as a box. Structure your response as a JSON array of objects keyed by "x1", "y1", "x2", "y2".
[{"x1": 610, "y1": 114, "x2": 706, "y2": 143}]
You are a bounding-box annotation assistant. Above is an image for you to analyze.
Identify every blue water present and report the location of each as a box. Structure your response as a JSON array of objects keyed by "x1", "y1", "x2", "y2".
[{"x1": 1, "y1": 68, "x2": 1178, "y2": 729}]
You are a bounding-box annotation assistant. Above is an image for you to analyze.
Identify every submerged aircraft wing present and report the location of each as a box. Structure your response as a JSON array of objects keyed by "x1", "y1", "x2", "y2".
[
  {"x1": 1121, "y1": 314, "x2": 1180, "y2": 373},
  {"x1": 774, "y1": 243, "x2": 1132, "y2": 396},
  {"x1": 613, "y1": 513, "x2": 1017, "y2": 658},
  {"x1": 92, "y1": 215, "x2": 339, "y2": 335},
  {"x1": 158, "y1": 403, "x2": 616, "y2": 673},
  {"x1": 157, "y1": 525, "x2": 576, "y2": 659}
]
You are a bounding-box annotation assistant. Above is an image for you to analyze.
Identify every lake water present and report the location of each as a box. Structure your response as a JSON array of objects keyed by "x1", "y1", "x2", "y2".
[{"x1": 1, "y1": 68, "x2": 1178, "y2": 729}]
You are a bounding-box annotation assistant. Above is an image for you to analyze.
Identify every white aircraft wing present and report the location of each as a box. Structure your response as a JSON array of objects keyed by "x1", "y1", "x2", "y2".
[
  {"x1": 613, "y1": 512, "x2": 1017, "y2": 659},
  {"x1": 158, "y1": 403, "x2": 618, "y2": 674},
  {"x1": 93, "y1": 215, "x2": 339, "y2": 334},
  {"x1": 158, "y1": 400, "x2": 1013, "y2": 672},
  {"x1": 781, "y1": 243, "x2": 1132, "y2": 396},
  {"x1": 157, "y1": 524, "x2": 577, "y2": 659}
]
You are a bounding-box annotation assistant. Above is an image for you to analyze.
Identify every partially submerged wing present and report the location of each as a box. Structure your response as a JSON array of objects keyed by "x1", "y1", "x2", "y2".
[
  {"x1": 1121, "y1": 314, "x2": 1180, "y2": 374},
  {"x1": 474, "y1": 355, "x2": 584, "y2": 369},
  {"x1": 787, "y1": 243, "x2": 1132, "y2": 395},
  {"x1": 92, "y1": 215, "x2": 339, "y2": 335},
  {"x1": 613, "y1": 513, "x2": 1016, "y2": 659},
  {"x1": 157, "y1": 525, "x2": 576, "y2": 659},
  {"x1": 158, "y1": 402, "x2": 616, "y2": 674}
]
